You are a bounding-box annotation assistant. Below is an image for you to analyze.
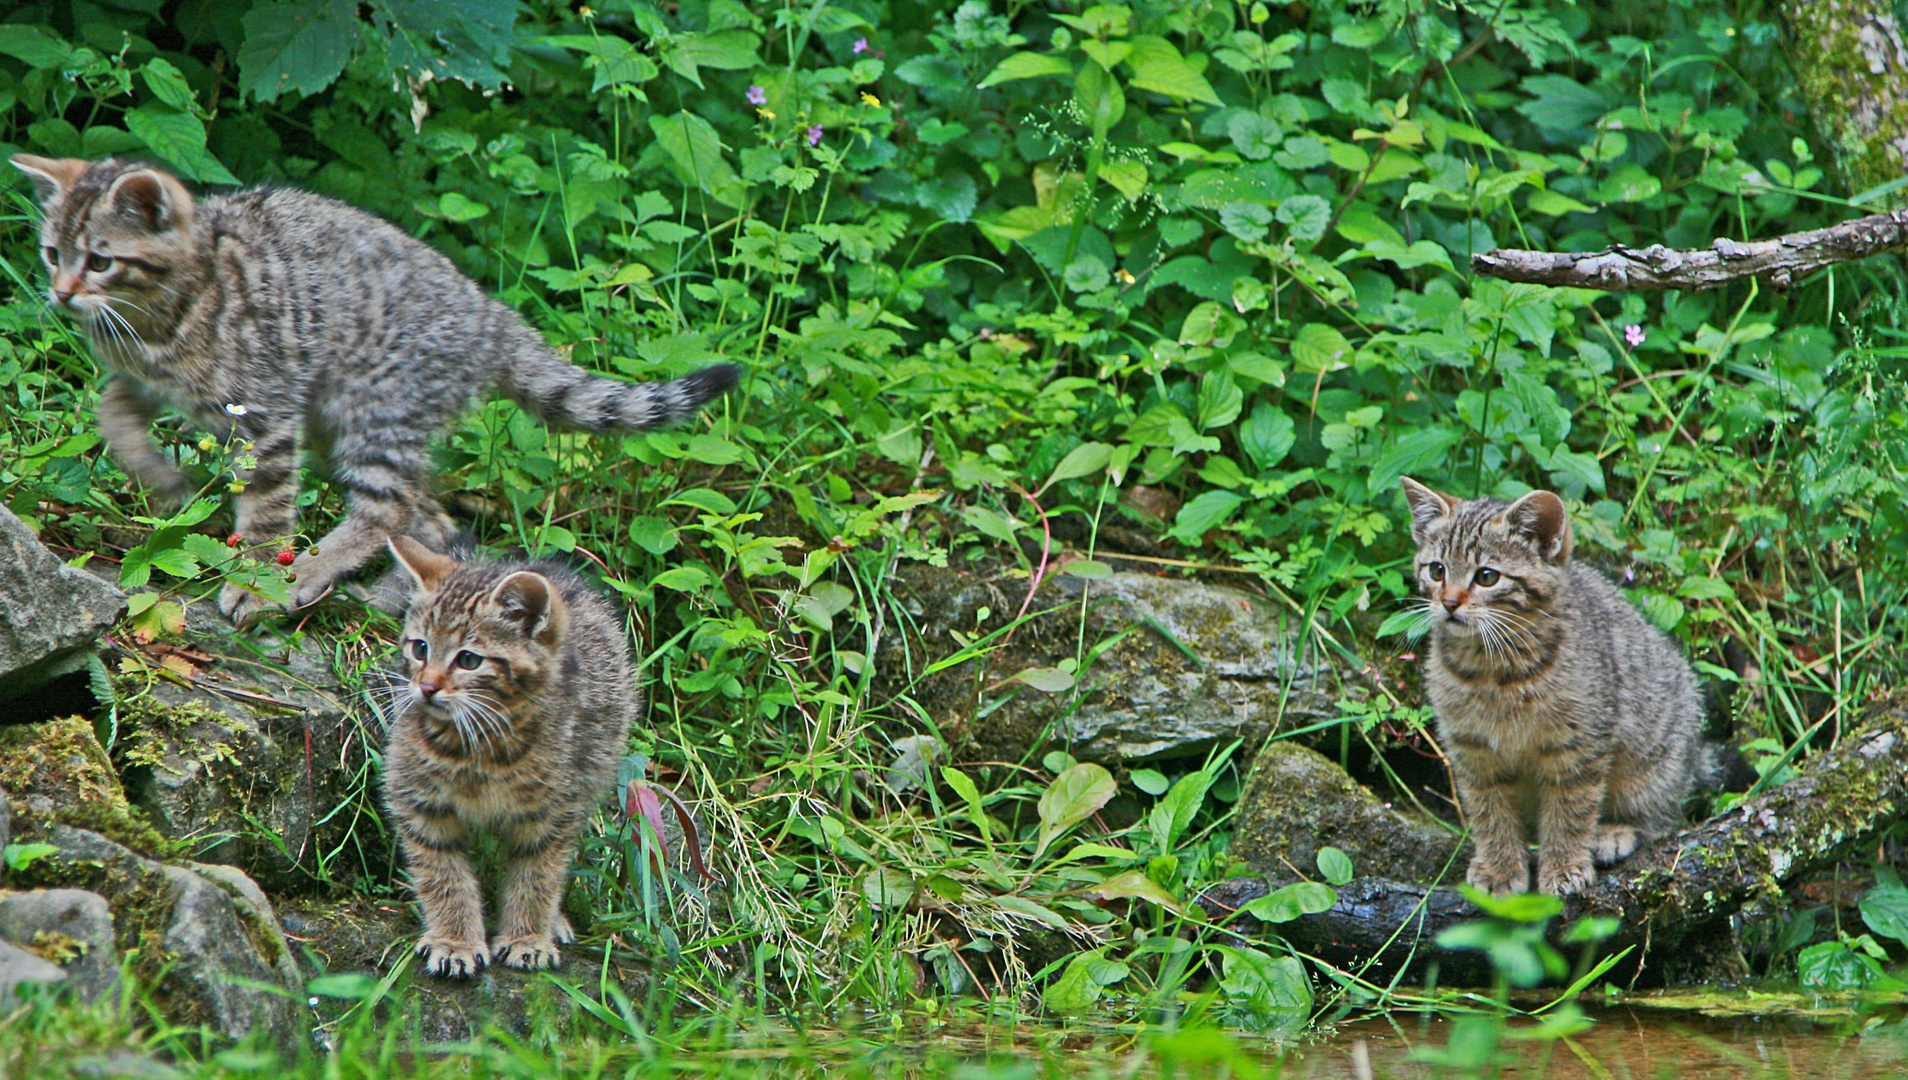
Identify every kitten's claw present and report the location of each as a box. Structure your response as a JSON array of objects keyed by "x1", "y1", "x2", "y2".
[
  {"x1": 219, "y1": 581, "x2": 283, "y2": 625},
  {"x1": 551, "y1": 913, "x2": 575, "y2": 945},
  {"x1": 1538, "y1": 859, "x2": 1596, "y2": 897},
  {"x1": 490, "y1": 933, "x2": 561, "y2": 971},
  {"x1": 1465, "y1": 855, "x2": 1530, "y2": 897},
  {"x1": 417, "y1": 936, "x2": 488, "y2": 978},
  {"x1": 286, "y1": 552, "x2": 347, "y2": 610}
]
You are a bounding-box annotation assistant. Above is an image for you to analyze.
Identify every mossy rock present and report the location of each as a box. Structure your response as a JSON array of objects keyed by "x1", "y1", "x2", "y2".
[
  {"x1": 1230, "y1": 741, "x2": 1462, "y2": 884},
  {"x1": 0, "y1": 714, "x2": 166, "y2": 858}
]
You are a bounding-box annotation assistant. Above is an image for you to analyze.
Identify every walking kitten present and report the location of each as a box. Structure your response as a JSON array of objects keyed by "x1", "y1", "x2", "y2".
[
  {"x1": 13, "y1": 155, "x2": 740, "y2": 622},
  {"x1": 1399, "y1": 477, "x2": 1706, "y2": 897},
  {"x1": 379, "y1": 536, "x2": 637, "y2": 975}
]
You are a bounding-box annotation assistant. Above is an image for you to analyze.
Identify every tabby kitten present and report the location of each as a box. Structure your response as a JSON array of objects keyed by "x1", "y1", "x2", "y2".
[
  {"x1": 380, "y1": 536, "x2": 637, "y2": 975},
  {"x1": 13, "y1": 156, "x2": 740, "y2": 622},
  {"x1": 1400, "y1": 477, "x2": 1706, "y2": 897}
]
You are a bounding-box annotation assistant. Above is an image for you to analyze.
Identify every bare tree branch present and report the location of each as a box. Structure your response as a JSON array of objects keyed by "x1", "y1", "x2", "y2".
[{"x1": 1471, "y1": 210, "x2": 1908, "y2": 291}]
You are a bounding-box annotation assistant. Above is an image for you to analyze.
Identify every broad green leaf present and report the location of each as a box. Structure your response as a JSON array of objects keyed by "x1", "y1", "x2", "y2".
[
  {"x1": 1239, "y1": 401, "x2": 1296, "y2": 472},
  {"x1": 141, "y1": 59, "x2": 198, "y2": 114},
  {"x1": 1862, "y1": 869, "x2": 1908, "y2": 946},
  {"x1": 1317, "y1": 846, "x2": 1354, "y2": 886},
  {"x1": 1034, "y1": 762, "x2": 1117, "y2": 859},
  {"x1": 1092, "y1": 869, "x2": 1187, "y2": 913},
  {"x1": 1148, "y1": 769, "x2": 1214, "y2": 852},
  {"x1": 649, "y1": 565, "x2": 711, "y2": 592},
  {"x1": 1367, "y1": 426, "x2": 1463, "y2": 495},
  {"x1": 1008, "y1": 666, "x2": 1076, "y2": 693},
  {"x1": 1131, "y1": 768, "x2": 1170, "y2": 795},
  {"x1": 627, "y1": 516, "x2": 678, "y2": 556},
  {"x1": 940, "y1": 767, "x2": 991, "y2": 843},
  {"x1": 1168, "y1": 490, "x2": 1245, "y2": 543},
  {"x1": 665, "y1": 488, "x2": 737, "y2": 515},
  {"x1": 958, "y1": 504, "x2": 1020, "y2": 544},
  {"x1": 1043, "y1": 951, "x2": 1111, "y2": 1014},
  {"x1": 1241, "y1": 881, "x2": 1337, "y2": 922},
  {"x1": 978, "y1": 52, "x2": 1072, "y2": 88},
  {"x1": 238, "y1": 0, "x2": 359, "y2": 103},
  {"x1": 0, "y1": 25, "x2": 71, "y2": 68},
  {"x1": 861, "y1": 866, "x2": 916, "y2": 909},
  {"x1": 1291, "y1": 322, "x2": 1352, "y2": 373},
  {"x1": 1045, "y1": 442, "x2": 1114, "y2": 488},
  {"x1": 1197, "y1": 371, "x2": 1244, "y2": 430},
  {"x1": 438, "y1": 192, "x2": 489, "y2": 222},
  {"x1": 995, "y1": 894, "x2": 1071, "y2": 930},
  {"x1": 126, "y1": 106, "x2": 239, "y2": 185}
]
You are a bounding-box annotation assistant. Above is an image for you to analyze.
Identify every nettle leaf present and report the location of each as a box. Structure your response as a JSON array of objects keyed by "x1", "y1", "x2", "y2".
[
  {"x1": 915, "y1": 171, "x2": 977, "y2": 222},
  {"x1": 239, "y1": 0, "x2": 360, "y2": 103},
  {"x1": 1862, "y1": 869, "x2": 1908, "y2": 946},
  {"x1": 1197, "y1": 371, "x2": 1244, "y2": 430},
  {"x1": 1291, "y1": 323, "x2": 1352, "y2": 373},
  {"x1": 1367, "y1": 426, "x2": 1463, "y2": 494},
  {"x1": 141, "y1": 59, "x2": 199, "y2": 114},
  {"x1": 1276, "y1": 194, "x2": 1331, "y2": 243},
  {"x1": 0, "y1": 24, "x2": 74, "y2": 69},
  {"x1": 1239, "y1": 401, "x2": 1296, "y2": 472},
  {"x1": 126, "y1": 106, "x2": 239, "y2": 184},
  {"x1": 649, "y1": 111, "x2": 741, "y2": 206}
]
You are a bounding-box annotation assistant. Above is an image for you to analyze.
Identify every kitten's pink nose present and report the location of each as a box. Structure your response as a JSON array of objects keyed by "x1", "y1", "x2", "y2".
[
  {"x1": 51, "y1": 287, "x2": 73, "y2": 306},
  {"x1": 1441, "y1": 597, "x2": 1460, "y2": 612},
  {"x1": 418, "y1": 679, "x2": 440, "y2": 699}
]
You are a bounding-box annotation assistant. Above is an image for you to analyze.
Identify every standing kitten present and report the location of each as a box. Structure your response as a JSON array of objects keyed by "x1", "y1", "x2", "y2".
[
  {"x1": 1400, "y1": 477, "x2": 1705, "y2": 897},
  {"x1": 13, "y1": 156, "x2": 740, "y2": 622},
  {"x1": 380, "y1": 536, "x2": 637, "y2": 975}
]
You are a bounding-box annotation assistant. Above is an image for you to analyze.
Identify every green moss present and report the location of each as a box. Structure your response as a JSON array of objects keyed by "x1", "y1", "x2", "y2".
[{"x1": 0, "y1": 714, "x2": 168, "y2": 858}]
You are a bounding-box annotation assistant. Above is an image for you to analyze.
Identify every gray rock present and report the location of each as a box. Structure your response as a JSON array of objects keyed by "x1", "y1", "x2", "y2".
[
  {"x1": 43, "y1": 826, "x2": 308, "y2": 1053},
  {"x1": 0, "y1": 938, "x2": 67, "y2": 1002},
  {"x1": 0, "y1": 504, "x2": 124, "y2": 698},
  {"x1": 115, "y1": 598, "x2": 386, "y2": 891},
  {"x1": 1229, "y1": 740, "x2": 1462, "y2": 884},
  {"x1": 0, "y1": 786, "x2": 10, "y2": 851},
  {"x1": 881, "y1": 565, "x2": 1346, "y2": 766},
  {"x1": 0, "y1": 889, "x2": 120, "y2": 1003}
]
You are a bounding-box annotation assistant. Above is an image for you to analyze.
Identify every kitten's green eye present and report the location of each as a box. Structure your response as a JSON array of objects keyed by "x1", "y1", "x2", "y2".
[
  {"x1": 1427, "y1": 562, "x2": 1445, "y2": 581},
  {"x1": 409, "y1": 639, "x2": 428, "y2": 662},
  {"x1": 454, "y1": 650, "x2": 482, "y2": 670},
  {"x1": 1474, "y1": 568, "x2": 1501, "y2": 587},
  {"x1": 85, "y1": 253, "x2": 113, "y2": 273}
]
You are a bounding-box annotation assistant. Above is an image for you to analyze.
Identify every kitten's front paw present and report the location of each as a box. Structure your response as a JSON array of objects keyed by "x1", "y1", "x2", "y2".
[
  {"x1": 219, "y1": 582, "x2": 284, "y2": 625},
  {"x1": 550, "y1": 912, "x2": 575, "y2": 945},
  {"x1": 417, "y1": 936, "x2": 488, "y2": 978},
  {"x1": 1466, "y1": 853, "x2": 1530, "y2": 897},
  {"x1": 490, "y1": 933, "x2": 562, "y2": 971},
  {"x1": 286, "y1": 552, "x2": 347, "y2": 610},
  {"x1": 1591, "y1": 825, "x2": 1639, "y2": 864},
  {"x1": 1538, "y1": 858, "x2": 1596, "y2": 897}
]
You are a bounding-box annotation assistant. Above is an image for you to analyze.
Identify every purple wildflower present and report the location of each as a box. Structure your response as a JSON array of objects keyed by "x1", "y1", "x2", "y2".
[
  {"x1": 746, "y1": 85, "x2": 767, "y2": 106},
  {"x1": 1624, "y1": 324, "x2": 1645, "y2": 347},
  {"x1": 806, "y1": 124, "x2": 824, "y2": 147},
  {"x1": 853, "y1": 37, "x2": 869, "y2": 54}
]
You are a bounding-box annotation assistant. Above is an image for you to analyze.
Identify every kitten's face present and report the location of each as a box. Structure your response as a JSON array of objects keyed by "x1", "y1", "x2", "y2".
[
  {"x1": 1400, "y1": 478, "x2": 1572, "y2": 650},
  {"x1": 387, "y1": 537, "x2": 568, "y2": 755},
  {"x1": 10, "y1": 156, "x2": 194, "y2": 334}
]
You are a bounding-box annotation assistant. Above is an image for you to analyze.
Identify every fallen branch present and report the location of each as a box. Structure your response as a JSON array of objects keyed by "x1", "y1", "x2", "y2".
[
  {"x1": 1471, "y1": 210, "x2": 1908, "y2": 291},
  {"x1": 1201, "y1": 709, "x2": 1908, "y2": 981}
]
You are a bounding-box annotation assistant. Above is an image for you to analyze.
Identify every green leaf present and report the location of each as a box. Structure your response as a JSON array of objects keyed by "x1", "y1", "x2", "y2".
[
  {"x1": 650, "y1": 566, "x2": 712, "y2": 592},
  {"x1": 1241, "y1": 881, "x2": 1337, "y2": 922},
  {"x1": 1034, "y1": 762, "x2": 1117, "y2": 859},
  {"x1": 438, "y1": 192, "x2": 489, "y2": 222},
  {"x1": 940, "y1": 767, "x2": 992, "y2": 843},
  {"x1": 1291, "y1": 323, "x2": 1352, "y2": 373},
  {"x1": 1317, "y1": 846, "x2": 1354, "y2": 886},
  {"x1": 1130, "y1": 768, "x2": 1170, "y2": 795},
  {"x1": 958, "y1": 504, "x2": 1020, "y2": 544},
  {"x1": 1367, "y1": 426, "x2": 1463, "y2": 495},
  {"x1": 0, "y1": 25, "x2": 73, "y2": 69},
  {"x1": 1124, "y1": 39, "x2": 1221, "y2": 105},
  {"x1": 1239, "y1": 401, "x2": 1296, "y2": 472},
  {"x1": 1092, "y1": 869, "x2": 1186, "y2": 913},
  {"x1": 1376, "y1": 608, "x2": 1429, "y2": 639},
  {"x1": 125, "y1": 106, "x2": 240, "y2": 185},
  {"x1": 995, "y1": 894, "x2": 1071, "y2": 930},
  {"x1": 141, "y1": 58, "x2": 199, "y2": 114},
  {"x1": 1045, "y1": 442, "x2": 1114, "y2": 488},
  {"x1": 1168, "y1": 490, "x2": 1244, "y2": 544},
  {"x1": 861, "y1": 867, "x2": 916, "y2": 910},
  {"x1": 238, "y1": 0, "x2": 359, "y2": 103},
  {"x1": 649, "y1": 111, "x2": 741, "y2": 207},
  {"x1": 1147, "y1": 769, "x2": 1214, "y2": 852},
  {"x1": 1008, "y1": 666, "x2": 1076, "y2": 693},
  {"x1": 1862, "y1": 869, "x2": 1908, "y2": 947},
  {"x1": 627, "y1": 516, "x2": 678, "y2": 556},
  {"x1": 1276, "y1": 194, "x2": 1331, "y2": 243},
  {"x1": 2, "y1": 842, "x2": 59, "y2": 871},
  {"x1": 1197, "y1": 371, "x2": 1244, "y2": 430},
  {"x1": 306, "y1": 973, "x2": 381, "y2": 1000},
  {"x1": 978, "y1": 51, "x2": 1073, "y2": 88},
  {"x1": 665, "y1": 488, "x2": 738, "y2": 515},
  {"x1": 1043, "y1": 951, "x2": 1110, "y2": 1014},
  {"x1": 661, "y1": 28, "x2": 761, "y2": 88}
]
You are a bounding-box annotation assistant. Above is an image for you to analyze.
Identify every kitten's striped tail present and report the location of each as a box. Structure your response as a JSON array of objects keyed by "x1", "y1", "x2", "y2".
[{"x1": 502, "y1": 338, "x2": 742, "y2": 433}]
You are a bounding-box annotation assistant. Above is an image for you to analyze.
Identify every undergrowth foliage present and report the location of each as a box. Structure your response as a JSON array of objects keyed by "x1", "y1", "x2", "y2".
[{"x1": 0, "y1": 0, "x2": 1905, "y2": 1031}]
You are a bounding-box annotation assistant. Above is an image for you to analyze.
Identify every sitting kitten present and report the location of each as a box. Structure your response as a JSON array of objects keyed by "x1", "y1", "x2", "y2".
[
  {"x1": 379, "y1": 536, "x2": 637, "y2": 975},
  {"x1": 12, "y1": 155, "x2": 740, "y2": 622},
  {"x1": 1400, "y1": 477, "x2": 1706, "y2": 897}
]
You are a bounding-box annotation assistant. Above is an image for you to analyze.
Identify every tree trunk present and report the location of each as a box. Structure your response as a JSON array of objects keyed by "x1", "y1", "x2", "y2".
[{"x1": 1781, "y1": 0, "x2": 1908, "y2": 204}]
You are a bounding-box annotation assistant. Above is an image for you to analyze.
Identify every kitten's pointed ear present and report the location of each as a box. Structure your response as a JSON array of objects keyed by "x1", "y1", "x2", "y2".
[
  {"x1": 1400, "y1": 477, "x2": 1461, "y2": 542},
  {"x1": 11, "y1": 154, "x2": 87, "y2": 203},
  {"x1": 490, "y1": 571, "x2": 569, "y2": 648},
  {"x1": 1505, "y1": 490, "x2": 1573, "y2": 564},
  {"x1": 387, "y1": 535, "x2": 455, "y2": 594},
  {"x1": 104, "y1": 168, "x2": 194, "y2": 232}
]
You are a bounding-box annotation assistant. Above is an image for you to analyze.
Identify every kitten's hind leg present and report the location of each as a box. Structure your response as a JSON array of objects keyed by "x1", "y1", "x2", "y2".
[{"x1": 1591, "y1": 824, "x2": 1639, "y2": 864}]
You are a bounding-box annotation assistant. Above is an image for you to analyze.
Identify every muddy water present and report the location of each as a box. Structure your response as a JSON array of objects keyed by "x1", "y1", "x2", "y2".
[{"x1": 1290, "y1": 1007, "x2": 1908, "y2": 1079}]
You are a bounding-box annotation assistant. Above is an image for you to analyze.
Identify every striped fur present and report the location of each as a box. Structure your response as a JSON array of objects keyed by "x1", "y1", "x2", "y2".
[
  {"x1": 377, "y1": 536, "x2": 637, "y2": 976},
  {"x1": 1400, "y1": 477, "x2": 1706, "y2": 897},
  {"x1": 13, "y1": 155, "x2": 742, "y2": 623}
]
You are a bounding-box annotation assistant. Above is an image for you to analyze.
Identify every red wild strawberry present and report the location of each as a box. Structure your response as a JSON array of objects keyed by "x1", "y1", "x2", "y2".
[
  {"x1": 276, "y1": 550, "x2": 296, "y2": 566},
  {"x1": 227, "y1": 534, "x2": 242, "y2": 547}
]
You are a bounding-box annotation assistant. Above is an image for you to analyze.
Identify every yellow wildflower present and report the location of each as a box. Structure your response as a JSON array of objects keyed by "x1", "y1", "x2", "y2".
[{"x1": 860, "y1": 91, "x2": 881, "y2": 108}]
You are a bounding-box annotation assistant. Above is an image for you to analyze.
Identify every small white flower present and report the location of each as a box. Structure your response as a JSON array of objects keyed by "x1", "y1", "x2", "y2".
[{"x1": 224, "y1": 403, "x2": 249, "y2": 416}]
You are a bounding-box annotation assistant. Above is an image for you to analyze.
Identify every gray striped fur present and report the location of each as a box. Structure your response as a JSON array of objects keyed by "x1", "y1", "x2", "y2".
[
  {"x1": 379, "y1": 536, "x2": 637, "y2": 975},
  {"x1": 1400, "y1": 477, "x2": 1706, "y2": 897},
  {"x1": 13, "y1": 155, "x2": 741, "y2": 622}
]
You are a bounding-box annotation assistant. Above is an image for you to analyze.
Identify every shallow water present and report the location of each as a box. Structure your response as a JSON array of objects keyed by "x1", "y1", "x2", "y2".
[{"x1": 1290, "y1": 1005, "x2": 1908, "y2": 1079}]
